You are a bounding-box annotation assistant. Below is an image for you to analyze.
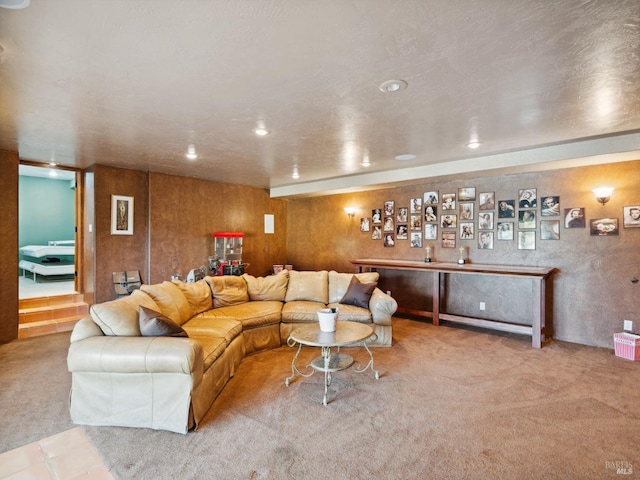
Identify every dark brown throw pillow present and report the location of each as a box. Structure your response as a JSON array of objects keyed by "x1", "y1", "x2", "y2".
[
  {"x1": 139, "y1": 306, "x2": 188, "y2": 337},
  {"x1": 339, "y1": 276, "x2": 377, "y2": 309}
]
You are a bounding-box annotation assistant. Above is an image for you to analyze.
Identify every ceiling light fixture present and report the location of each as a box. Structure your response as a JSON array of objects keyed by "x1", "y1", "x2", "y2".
[
  {"x1": 395, "y1": 153, "x2": 416, "y2": 161},
  {"x1": 253, "y1": 127, "x2": 270, "y2": 136},
  {"x1": 186, "y1": 145, "x2": 198, "y2": 160},
  {"x1": 466, "y1": 141, "x2": 483, "y2": 149},
  {"x1": 0, "y1": 0, "x2": 30, "y2": 9},
  {"x1": 379, "y1": 79, "x2": 408, "y2": 93},
  {"x1": 48, "y1": 170, "x2": 58, "y2": 178},
  {"x1": 291, "y1": 165, "x2": 299, "y2": 179}
]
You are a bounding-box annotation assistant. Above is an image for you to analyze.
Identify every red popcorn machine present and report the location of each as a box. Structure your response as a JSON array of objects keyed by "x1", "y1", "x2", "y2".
[{"x1": 209, "y1": 232, "x2": 245, "y2": 276}]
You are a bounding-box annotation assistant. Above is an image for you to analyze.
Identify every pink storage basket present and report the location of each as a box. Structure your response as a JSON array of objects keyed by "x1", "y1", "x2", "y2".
[{"x1": 614, "y1": 332, "x2": 640, "y2": 361}]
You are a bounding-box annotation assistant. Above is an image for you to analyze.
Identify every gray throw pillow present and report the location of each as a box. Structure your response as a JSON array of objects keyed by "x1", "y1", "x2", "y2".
[
  {"x1": 139, "y1": 306, "x2": 188, "y2": 337},
  {"x1": 339, "y1": 276, "x2": 377, "y2": 309}
]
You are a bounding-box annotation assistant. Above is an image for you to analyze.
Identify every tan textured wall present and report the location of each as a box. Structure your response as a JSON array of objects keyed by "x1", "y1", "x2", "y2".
[
  {"x1": 0, "y1": 150, "x2": 19, "y2": 342},
  {"x1": 287, "y1": 160, "x2": 640, "y2": 348},
  {"x1": 148, "y1": 172, "x2": 287, "y2": 283},
  {"x1": 93, "y1": 165, "x2": 149, "y2": 304}
]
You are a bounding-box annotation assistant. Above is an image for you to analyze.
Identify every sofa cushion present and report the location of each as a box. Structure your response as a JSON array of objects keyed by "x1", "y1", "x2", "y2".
[
  {"x1": 339, "y1": 276, "x2": 378, "y2": 309},
  {"x1": 140, "y1": 281, "x2": 192, "y2": 326},
  {"x1": 206, "y1": 276, "x2": 249, "y2": 308},
  {"x1": 281, "y1": 300, "x2": 327, "y2": 323},
  {"x1": 183, "y1": 315, "x2": 242, "y2": 346},
  {"x1": 242, "y1": 270, "x2": 289, "y2": 301},
  {"x1": 204, "y1": 301, "x2": 283, "y2": 329},
  {"x1": 139, "y1": 306, "x2": 188, "y2": 337},
  {"x1": 90, "y1": 289, "x2": 159, "y2": 336},
  {"x1": 327, "y1": 303, "x2": 372, "y2": 323},
  {"x1": 173, "y1": 279, "x2": 213, "y2": 316},
  {"x1": 284, "y1": 270, "x2": 329, "y2": 304},
  {"x1": 189, "y1": 335, "x2": 227, "y2": 370},
  {"x1": 328, "y1": 270, "x2": 379, "y2": 304}
]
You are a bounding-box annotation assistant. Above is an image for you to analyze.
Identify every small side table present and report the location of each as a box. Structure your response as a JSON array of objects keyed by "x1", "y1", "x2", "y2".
[{"x1": 285, "y1": 321, "x2": 379, "y2": 405}]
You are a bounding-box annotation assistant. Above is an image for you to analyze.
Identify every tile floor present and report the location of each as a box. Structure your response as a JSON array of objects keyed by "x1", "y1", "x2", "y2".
[{"x1": 0, "y1": 428, "x2": 113, "y2": 479}]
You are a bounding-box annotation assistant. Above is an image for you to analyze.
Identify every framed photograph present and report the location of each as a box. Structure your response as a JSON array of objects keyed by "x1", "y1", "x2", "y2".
[
  {"x1": 410, "y1": 215, "x2": 422, "y2": 230},
  {"x1": 424, "y1": 205, "x2": 438, "y2": 223},
  {"x1": 111, "y1": 195, "x2": 134, "y2": 235},
  {"x1": 518, "y1": 188, "x2": 537, "y2": 208},
  {"x1": 424, "y1": 191, "x2": 439, "y2": 205},
  {"x1": 442, "y1": 193, "x2": 456, "y2": 210},
  {"x1": 396, "y1": 224, "x2": 408, "y2": 240},
  {"x1": 458, "y1": 187, "x2": 476, "y2": 201},
  {"x1": 384, "y1": 200, "x2": 395, "y2": 216},
  {"x1": 478, "y1": 212, "x2": 494, "y2": 230},
  {"x1": 541, "y1": 220, "x2": 560, "y2": 240},
  {"x1": 410, "y1": 198, "x2": 422, "y2": 213},
  {"x1": 460, "y1": 222, "x2": 474, "y2": 239},
  {"x1": 410, "y1": 232, "x2": 423, "y2": 248},
  {"x1": 442, "y1": 231, "x2": 456, "y2": 248},
  {"x1": 396, "y1": 207, "x2": 408, "y2": 223},
  {"x1": 478, "y1": 231, "x2": 494, "y2": 250},
  {"x1": 459, "y1": 202, "x2": 474, "y2": 220},
  {"x1": 518, "y1": 210, "x2": 536, "y2": 229},
  {"x1": 383, "y1": 216, "x2": 394, "y2": 231},
  {"x1": 441, "y1": 214, "x2": 457, "y2": 228},
  {"x1": 623, "y1": 206, "x2": 640, "y2": 228},
  {"x1": 497, "y1": 222, "x2": 514, "y2": 240},
  {"x1": 590, "y1": 218, "x2": 619, "y2": 236},
  {"x1": 498, "y1": 200, "x2": 516, "y2": 218},
  {"x1": 372, "y1": 209, "x2": 382, "y2": 224},
  {"x1": 518, "y1": 231, "x2": 536, "y2": 250},
  {"x1": 541, "y1": 196, "x2": 560, "y2": 216},
  {"x1": 479, "y1": 192, "x2": 495, "y2": 210},
  {"x1": 564, "y1": 208, "x2": 585, "y2": 228},
  {"x1": 371, "y1": 225, "x2": 382, "y2": 240},
  {"x1": 360, "y1": 217, "x2": 370, "y2": 232},
  {"x1": 424, "y1": 223, "x2": 438, "y2": 240},
  {"x1": 384, "y1": 233, "x2": 395, "y2": 247}
]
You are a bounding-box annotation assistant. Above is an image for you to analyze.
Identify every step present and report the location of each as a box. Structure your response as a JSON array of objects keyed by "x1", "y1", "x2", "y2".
[
  {"x1": 18, "y1": 315, "x2": 85, "y2": 339},
  {"x1": 19, "y1": 293, "x2": 84, "y2": 310},
  {"x1": 19, "y1": 301, "x2": 89, "y2": 325}
]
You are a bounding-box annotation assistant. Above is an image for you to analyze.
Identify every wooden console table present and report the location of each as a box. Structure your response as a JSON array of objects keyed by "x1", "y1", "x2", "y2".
[{"x1": 351, "y1": 258, "x2": 555, "y2": 348}]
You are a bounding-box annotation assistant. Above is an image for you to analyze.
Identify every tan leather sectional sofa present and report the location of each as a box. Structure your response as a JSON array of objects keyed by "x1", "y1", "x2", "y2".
[{"x1": 67, "y1": 270, "x2": 397, "y2": 434}]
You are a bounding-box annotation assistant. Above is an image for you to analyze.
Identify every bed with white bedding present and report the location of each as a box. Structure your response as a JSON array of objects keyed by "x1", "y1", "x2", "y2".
[{"x1": 19, "y1": 240, "x2": 75, "y2": 282}]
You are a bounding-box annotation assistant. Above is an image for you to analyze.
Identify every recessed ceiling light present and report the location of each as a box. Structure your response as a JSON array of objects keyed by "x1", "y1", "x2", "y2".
[
  {"x1": 186, "y1": 145, "x2": 198, "y2": 160},
  {"x1": 48, "y1": 170, "x2": 58, "y2": 178},
  {"x1": 379, "y1": 79, "x2": 408, "y2": 93},
  {"x1": 0, "y1": 0, "x2": 30, "y2": 9},
  {"x1": 395, "y1": 153, "x2": 416, "y2": 161},
  {"x1": 253, "y1": 128, "x2": 270, "y2": 136},
  {"x1": 466, "y1": 141, "x2": 483, "y2": 149},
  {"x1": 291, "y1": 165, "x2": 299, "y2": 179}
]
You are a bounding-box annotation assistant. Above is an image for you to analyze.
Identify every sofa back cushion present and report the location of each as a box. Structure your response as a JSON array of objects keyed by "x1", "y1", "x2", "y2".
[
  {"x1": 328, "y1": 270, "x2": 379, "y2": 304},
  {"x1": 173, "y1": 279, "x2": 213, "y2": 316},
  {"x1": 284, "y1": 270, "x2": 329, "y2": 304},
  {"x1": 90, "y1": 289, "x2": 159, "y2": 336},
  {"x1": 206, "y1": 275, "x2": 249, "y2": 308},
  {"x1": 242, "y1": 270, "x2": 289, "y2": 301},
  {"x1": 140, "y1": 281, "x2": 192, "y2": 325}
]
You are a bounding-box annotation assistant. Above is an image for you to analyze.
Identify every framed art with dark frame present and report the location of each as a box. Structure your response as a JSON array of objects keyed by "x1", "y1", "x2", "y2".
[{"x1": 111, "y1": 195, "x2": 134, "y2": 235}]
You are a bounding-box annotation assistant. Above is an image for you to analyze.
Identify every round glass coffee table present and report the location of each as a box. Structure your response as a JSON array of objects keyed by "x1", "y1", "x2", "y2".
[{"x1": 285, "y1": 321, "x2": 379, "y2": 405}]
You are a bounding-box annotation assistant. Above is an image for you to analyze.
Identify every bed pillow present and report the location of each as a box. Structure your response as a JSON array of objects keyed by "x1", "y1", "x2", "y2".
[
  {"x1": 139, "y1": 306, "x2": 188, "y2": 337},
  {"x1": 339, "y1": 276, "x2": 377, "y2": 309}
]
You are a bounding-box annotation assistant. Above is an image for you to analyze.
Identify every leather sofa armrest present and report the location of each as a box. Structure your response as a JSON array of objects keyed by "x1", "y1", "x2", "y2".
[
  {"x1": 67, "y1": 336, "x2": 203, "y2": 378},
  {"x1": 369, "y1": 288, "x2": 397, "y2": 326},
  {"x1": 70, "y1": 316, "x2": 105, "y2": 343}
]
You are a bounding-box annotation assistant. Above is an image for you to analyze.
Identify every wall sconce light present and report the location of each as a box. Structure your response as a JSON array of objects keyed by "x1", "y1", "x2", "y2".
[
  {"x1": 593, "y1": 187, "x2": 614, "y2": 206},
  {"x1": 344, "y1": 207, "x2": 356, "y2": 217}
]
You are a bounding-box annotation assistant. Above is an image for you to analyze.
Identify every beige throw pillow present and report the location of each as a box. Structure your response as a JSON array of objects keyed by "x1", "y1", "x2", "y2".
[
  {"x1": 90, "y1": 289, "x2": 159, "y2": 336},
  {"x1": 173, "y1": 279, "x2": 213, "y2": 316},
  {"x1": 140, "y1": 281, "x2": 192, "y2": 325}
]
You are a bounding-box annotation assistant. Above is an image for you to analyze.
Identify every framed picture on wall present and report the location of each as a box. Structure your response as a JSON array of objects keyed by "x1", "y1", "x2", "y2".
[
  {"x1": 479, "y1": 192, "x2": 495, "y2": 210},
  {"x1": 410, "y1": 232, "x2": 422, "y2": 247},
  {"x1": 396, "y1": 224, "x2": 408, "y2": 240},
  {"x1": 384, "y1": 200, "x2": 395, "y2": 216},
  {"x1": 424, "y1": 191, "x2": 438, "y2": 205},
  {"x1": 424, "y1": 223, "x2": 438, "y2": 240},
  {"x1": 564, "y1": 208, "x2": 585, "y2": 228},
  {"x1": 623, "y1": 206, "x2": 640, "y2": 228},
  {"x1": 497, "y1": 222, "x2": 514, "y2": 240},
  {"x1": 458, "y1": 187, "x2": 476, "y2": 201},
  {"x1": 590, "y1": 218, "x2": 619, "y2": 236},
  {"x1": 442, "y1": 231, "x2": 456, "y2": 248},
  {"x1": 111, "y1": 195, "x2": 134, "y2": 235},
  {"x1": 383, "y1": 233, "x2": 395, "y2": 247},
  {"x1": 478, "y1": 231, "x2": 494, "y2": 249},
  {"x1": 541, "y1": 220, "x2": 560, "y2": 240},
  {"x1": 410, "y1": 197, "x2": 422, "y2": 213},
  {"x1": 518, "y1": 231, "x2": 535, "y2": 250},
  {"x1": 498, "y1": 200, "x2": 516, "y2": 218},
  {"x1": 360, "y1": 218, "x2": 370, "y2": 232}
]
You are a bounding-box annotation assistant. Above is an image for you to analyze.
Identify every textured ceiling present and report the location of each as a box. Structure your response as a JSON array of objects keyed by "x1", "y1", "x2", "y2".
[{"x1": 1, "y1": 0, "x2": 639, "y2": 197}]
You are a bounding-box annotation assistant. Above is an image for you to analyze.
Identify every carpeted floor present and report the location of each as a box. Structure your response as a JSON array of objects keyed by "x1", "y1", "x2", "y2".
[{"x1": 1, "y1": 318, "x2": 639, "y2": 479}]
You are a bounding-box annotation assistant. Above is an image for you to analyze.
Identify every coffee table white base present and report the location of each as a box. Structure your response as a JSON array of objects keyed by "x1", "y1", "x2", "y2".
[{"x1": 285, "y1": 322, "x2": 379, "y2": 405}]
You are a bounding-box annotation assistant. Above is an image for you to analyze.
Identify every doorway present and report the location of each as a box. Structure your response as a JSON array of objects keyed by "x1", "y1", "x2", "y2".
[{"x1": 18, "y1": 163, "x2": 80, "y2": 299}]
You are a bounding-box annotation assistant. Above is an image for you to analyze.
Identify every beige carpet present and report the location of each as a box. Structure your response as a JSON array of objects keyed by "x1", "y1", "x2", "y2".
[{"x1": 1, "y1": 318, "x2": 639, "y2": 479}]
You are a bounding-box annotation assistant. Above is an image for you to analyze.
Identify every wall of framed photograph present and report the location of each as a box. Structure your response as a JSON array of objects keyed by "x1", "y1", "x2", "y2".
[{"x1": 111, "y1": 195, "x2": 134, "y2": 235}]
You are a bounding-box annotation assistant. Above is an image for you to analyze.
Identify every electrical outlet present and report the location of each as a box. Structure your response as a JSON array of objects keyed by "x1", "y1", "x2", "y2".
[
  {"x1": 386, "y1": 290, "x2": 392, "y2": 297},
  {"x1": 623, "y1": 320, "x2": 633, "y2": 331},
  {"x1": 479, "y1": 302, "x2": 486, "y2": 311}
]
